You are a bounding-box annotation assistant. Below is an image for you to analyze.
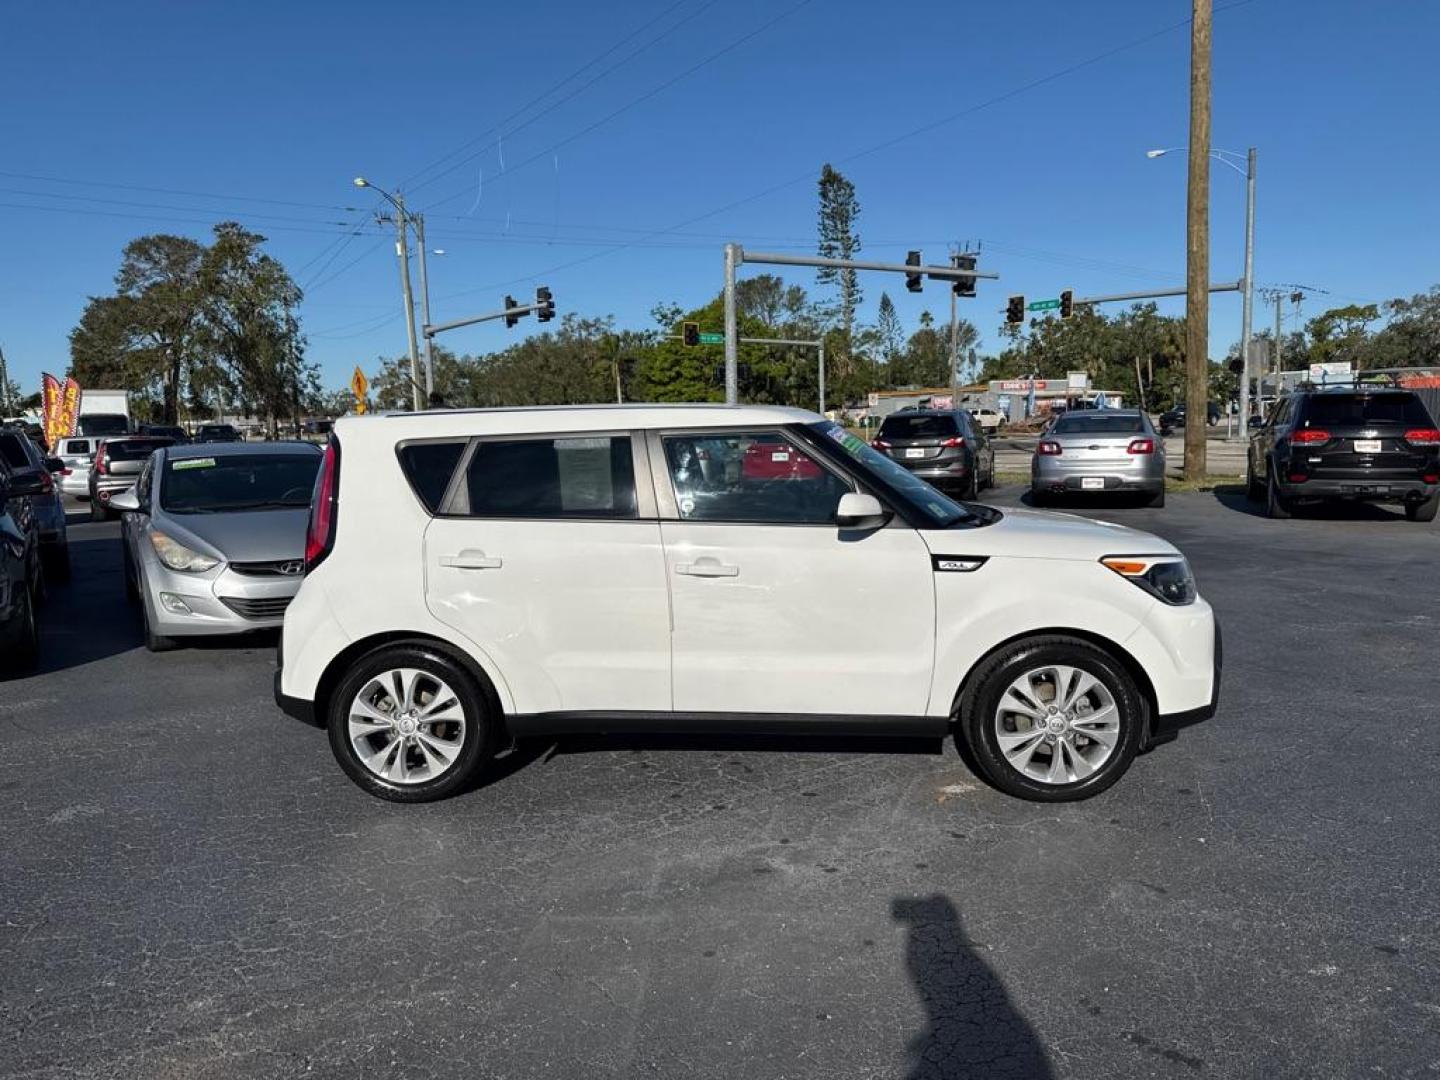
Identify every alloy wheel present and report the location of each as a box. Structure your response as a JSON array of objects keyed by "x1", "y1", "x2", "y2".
[
  {"x1": 347, "y1": 667, "x2": 468, "y2": 785},
  {"x1": 992, "y1": 664, "x2": 1120, "y2": 784}
]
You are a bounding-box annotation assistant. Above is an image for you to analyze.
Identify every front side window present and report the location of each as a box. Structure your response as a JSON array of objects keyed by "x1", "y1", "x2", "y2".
[
  {"x1": 809, "y1": 422, "x2": 973, "y2": 528},
  {"x1": 457, "y1": 435, "x2": 636, "y2": 519},
  {"x1": 663, "y1": 431, "x2": 852, "y2": 524},
  {"x1": 160, "y1": 453, "x2": 320, "y2": 514}
]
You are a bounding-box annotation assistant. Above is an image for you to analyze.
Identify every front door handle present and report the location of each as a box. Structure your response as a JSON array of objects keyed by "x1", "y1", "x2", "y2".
[
  {"x1": 439, "y1": 549, "x2": 503, "y2": 570},
  {"x1": 676, "y1": 558, "x2": 739, "y2": 578}
]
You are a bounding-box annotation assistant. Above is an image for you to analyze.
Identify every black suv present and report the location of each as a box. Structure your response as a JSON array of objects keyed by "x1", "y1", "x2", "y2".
[
  {"x1": 0, "y1": 457, "x2": 44, "y2": 673},
  {"x1": 871, "y1": 409, "x2": 995, "y2": 499},
  {"x1": 1247, "y1": 387, "x2": 1440, "y2": 520}
]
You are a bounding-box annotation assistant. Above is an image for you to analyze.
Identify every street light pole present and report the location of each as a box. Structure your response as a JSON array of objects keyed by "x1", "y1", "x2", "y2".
[{"x1": 354, "y1": 177, "x2": 422, "y2": 411}]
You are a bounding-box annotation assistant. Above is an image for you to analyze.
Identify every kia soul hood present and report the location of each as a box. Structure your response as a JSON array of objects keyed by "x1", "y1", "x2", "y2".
[{"x1": 926, "y1": 506, "x2": 1180, "y2": 562}]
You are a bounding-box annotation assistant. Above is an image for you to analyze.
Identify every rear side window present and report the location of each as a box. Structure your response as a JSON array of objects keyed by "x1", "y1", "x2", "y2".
[
  {"x1": 0, "y1": 434, "x2": 29, "y2": 468},
  {"x1": 397, "y1": 441, "x2": 466, "y2": 513},
  {"x1": 879, "y1": 414, "x2": 958, "y2": 438},
  {"x1": 457, "y1": 435, "x2": 637, "y2": 519},
  {"x1": 1052, "y1": 414, "x2": 1145, "y2": 435},
  {"x1": 1300, "y1": 393, "x2": 1433, "y2": 427}
]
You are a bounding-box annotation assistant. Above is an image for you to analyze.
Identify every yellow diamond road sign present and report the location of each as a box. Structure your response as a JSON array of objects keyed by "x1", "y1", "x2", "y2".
[{"x1": 351, "y1": 366, "x2": 368, "y2": 414}]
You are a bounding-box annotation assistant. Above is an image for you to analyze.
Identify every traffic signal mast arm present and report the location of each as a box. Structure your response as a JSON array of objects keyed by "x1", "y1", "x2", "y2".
[
  {"x1": 739, "y1": 248, "x2": 998, "y2": 286},
  {"x1": 423, "y1": 287, "x2": 556, "y2": 339}
]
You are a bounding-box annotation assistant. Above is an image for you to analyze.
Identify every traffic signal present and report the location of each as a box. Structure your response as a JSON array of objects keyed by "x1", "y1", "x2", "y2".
[
  {"x1": 953, "y1": 253, "x2": 977, "y2": 299},
  {"x1": 682, "y1": 321, "x2": 700, "y2": 347},
  {"x1": 1006, "y1": 295, "x2": 1025, "y2": 325},
  {"x1": 905, "y1": 251, "x2": 923, "y2": 293},
  {"x1": 504, "y1": 294, "x2": 520, "y2": 329},
  {"x1": 1059, "y1": 289, "x2": 1074, "y2": 319},
  {"x1": 536, "y1": 285, "x2": 555, "y2": 323}
]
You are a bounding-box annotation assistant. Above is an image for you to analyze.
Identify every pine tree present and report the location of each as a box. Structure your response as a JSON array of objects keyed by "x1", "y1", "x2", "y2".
[{"x1": 816, "y1": 164, "x2": 862, "y2": 382}]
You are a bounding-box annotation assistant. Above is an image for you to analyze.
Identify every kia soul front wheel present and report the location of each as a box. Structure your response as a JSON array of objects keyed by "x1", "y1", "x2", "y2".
[
  {"x1": 328, "y1": 645, "x2": 495, "y2": 802},
  {"x1": 958, "y1": 636, "x2": 1145, "y2": 802}
]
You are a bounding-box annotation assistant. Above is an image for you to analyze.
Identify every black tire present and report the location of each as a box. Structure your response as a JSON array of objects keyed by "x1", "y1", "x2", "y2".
[
  {"x1": 141, "y1": 594, "x2": 176, "y2": 652},
  {"x1": 1266, "y1": 471, "x2": 1292, "y2": 520},
  {"x1": 1246, "y1": 462, "x2": 1264, "y2": 502},
  {"x1": 1406, "y1": 493, "x2": 1439, "y2": 522},
  {"x1": 1029, "y1": 487, "x2": 1048, "y2": 507},
  {"x1": 957, "y1": 635, "x2": 1145, "y2": 802},
  {"x1": 959, "y1": 471, "x2": 979, "y2": 501},
  {"x1": 327, "y1": 644, "x2": 496, "y2": 803},
  {"x1": 1146, "y1": 486, "x2": 1166, "y2": 508},
  {"x1": 1, "y1": 583, "x2": 39, "y2": 674},
  {"x1": 90, "y1": 500, "x2": 108, "y2": 523}
]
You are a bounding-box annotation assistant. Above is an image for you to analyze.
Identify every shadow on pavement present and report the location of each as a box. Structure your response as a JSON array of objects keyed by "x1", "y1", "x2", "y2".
[
  {"x1": 892, "y1": 894, "x2": 1053, "y2": 1080},
  {"x1": 1210, "y1": 483, "x2": 1407, "y2": 522}
]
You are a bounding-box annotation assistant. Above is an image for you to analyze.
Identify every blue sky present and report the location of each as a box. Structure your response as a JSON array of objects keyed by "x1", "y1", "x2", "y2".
[{"x1": 2, "y1": 0, "x2": 1437, "y2": 396}]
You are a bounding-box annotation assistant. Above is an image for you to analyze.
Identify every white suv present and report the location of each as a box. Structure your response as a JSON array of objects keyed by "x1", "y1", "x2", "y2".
[
  {"x1": 969, "y1": 407, "x2": 1007, "y2": 433},
  {"x1": 276, "y1": 405, "x2": 1218, "y2": 803}
]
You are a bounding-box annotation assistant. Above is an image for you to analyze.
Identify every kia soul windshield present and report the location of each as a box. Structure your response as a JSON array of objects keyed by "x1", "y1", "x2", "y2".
[{"x1": 161, "y1": 454, "x2": 320, "y2": 514}]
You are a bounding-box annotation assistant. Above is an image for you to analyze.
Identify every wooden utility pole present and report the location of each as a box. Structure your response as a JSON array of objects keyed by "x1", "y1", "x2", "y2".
[{"x1": 1184, "y1": 0, "x2": 1212, "y2": 480}]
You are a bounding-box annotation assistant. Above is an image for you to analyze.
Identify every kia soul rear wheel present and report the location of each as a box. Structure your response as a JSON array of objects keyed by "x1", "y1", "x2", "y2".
[
  {"x1": 328, "y1": 645, "x2": 494, "y2": 802},
  {"x1": 958, "y1": 636, "x2": 1145, "y2": 801}
]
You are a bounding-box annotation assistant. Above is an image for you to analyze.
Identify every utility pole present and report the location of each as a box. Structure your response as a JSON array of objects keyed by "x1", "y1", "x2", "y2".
[
  {"x1": 723, "y1": 243, "x2": 739, "y2": 405},
  {"x1": 415, "y1": 213, "x2": 435, "y2": 403},
  {"x1": 1184, "y1": 0, "x2": 1212, "y2": 480},
  {"x1": 1238, "y1": 146, "x2": 1256, "y2": 439},
  {"x1": 949, "y1": 255, "x2": 961, "y2": 405},
  {"x1": 392, "y1": 192, "x2": 423, "y2": 412}
]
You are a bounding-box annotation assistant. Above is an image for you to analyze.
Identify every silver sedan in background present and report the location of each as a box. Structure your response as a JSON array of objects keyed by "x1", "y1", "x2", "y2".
[
  {"x1": 111, "y1": 441, "x2": 322, "y2": 651},
  {"x1": 1030, "y1": 409, "x2": 1167, "y2": 507}
]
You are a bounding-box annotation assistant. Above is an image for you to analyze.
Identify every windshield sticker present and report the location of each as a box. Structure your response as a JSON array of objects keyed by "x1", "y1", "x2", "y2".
[{"x1": 172, "y1": 458, "x2": 216, "y2": 471}]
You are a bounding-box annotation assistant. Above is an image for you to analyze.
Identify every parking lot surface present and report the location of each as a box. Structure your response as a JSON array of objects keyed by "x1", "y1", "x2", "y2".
[{"x1": 4, "y1": 490, "x2": 1438, "y2": 1079}]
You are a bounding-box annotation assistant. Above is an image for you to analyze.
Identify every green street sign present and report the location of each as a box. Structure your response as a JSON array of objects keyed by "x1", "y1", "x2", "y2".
[
  {"x1": 1028, "y1": 298, "x2": 1061, "y2": 311},
  {"x1": 698, "y1": 332, "x2": 725, "y2": 344}
]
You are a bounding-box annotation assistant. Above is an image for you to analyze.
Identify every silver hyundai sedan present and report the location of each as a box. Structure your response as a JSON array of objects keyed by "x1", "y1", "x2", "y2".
[
  {"x1": 111, "y1": 441, "x2": 322, "y2": 651},
  {"x1": 1030, "y1": 409, "x2": 1167, "y2": 507}
]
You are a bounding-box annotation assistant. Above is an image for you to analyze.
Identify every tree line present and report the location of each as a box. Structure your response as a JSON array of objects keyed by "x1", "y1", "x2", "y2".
[{"x1": 64, "y1": 164, "x2": 1440, "y2": 422}]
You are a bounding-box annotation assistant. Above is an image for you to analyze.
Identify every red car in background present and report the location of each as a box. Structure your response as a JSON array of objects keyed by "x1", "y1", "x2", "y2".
[{"x1": 741, "y1": 439, "x2": 823, "y2": 481}]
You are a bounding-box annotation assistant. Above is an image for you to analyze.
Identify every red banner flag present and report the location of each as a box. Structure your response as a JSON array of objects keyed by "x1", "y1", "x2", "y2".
[
  {"x1": 59, "y1": 377, "x2": 82, "y2": 439},
  {"x1": 41, "y1": 373, "x2": 64, "y2": 449}
]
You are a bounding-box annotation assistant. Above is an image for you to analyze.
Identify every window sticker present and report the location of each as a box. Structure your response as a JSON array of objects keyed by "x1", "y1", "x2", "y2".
[{"x1": 172, "y1": 458, "x2": 216, "y2": 471}]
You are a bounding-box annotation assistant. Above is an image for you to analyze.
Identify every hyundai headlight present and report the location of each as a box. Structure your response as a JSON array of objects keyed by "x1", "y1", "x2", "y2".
[
  {"x1": 1101, "y1": 556, "x2": 1196, "y2": 606},
  {"x1": 150, "y1": 530, "x2": 220, "y2": 573}
]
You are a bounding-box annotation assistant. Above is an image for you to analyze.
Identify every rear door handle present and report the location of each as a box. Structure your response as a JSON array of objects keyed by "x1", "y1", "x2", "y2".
[
  {"x1": 676, "y1": 558, "x2": 739, "y2": 578},
  {"x1": 439, "y1": 549, "x2": 503, "y2": 570}
]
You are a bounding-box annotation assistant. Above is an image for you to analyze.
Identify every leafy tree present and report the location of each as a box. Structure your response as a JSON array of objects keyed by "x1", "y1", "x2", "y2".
[
  {"x1": 1307, "y1": 304, "x2": 1382, "y2": 368},
  {"x1": 737, "y1": 274, "x2": 810, "y2": 330},
  {"x1": 875, "y1": 292, "x2": 903, "y2": 366},
  {"x1": 816, "y1": 163, "x2": 862, "y2": 371},
  {"x1": 69, "y1": 234, "x2": 207, "y2": 422},
  {"x1": 197, "y1": 223, "x2": 313, "y2": 436}
]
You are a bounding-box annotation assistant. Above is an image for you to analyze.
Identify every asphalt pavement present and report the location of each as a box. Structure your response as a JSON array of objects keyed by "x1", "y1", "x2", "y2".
[{"x1": 3, "y1": 490, "x2": 1439, "y2": 1078}]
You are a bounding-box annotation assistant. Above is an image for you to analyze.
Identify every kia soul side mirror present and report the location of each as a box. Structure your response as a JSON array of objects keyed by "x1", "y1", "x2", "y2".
[{"x1": 835, "y1": 492, "x2": 890, "y2": 531}]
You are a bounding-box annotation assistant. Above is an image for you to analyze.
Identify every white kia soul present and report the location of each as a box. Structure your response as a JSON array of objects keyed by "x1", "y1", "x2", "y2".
[{"x1": 276, "y1": 405, "x2": 1218, "y2": 803}]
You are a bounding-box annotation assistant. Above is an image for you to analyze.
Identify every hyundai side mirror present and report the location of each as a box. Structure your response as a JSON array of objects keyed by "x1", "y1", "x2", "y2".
[
  {"x1": 110, "y1": 489, "x2": 141, "y2": 513},
  {"x1": 835, "y1": 492, "x2": 890, "y2": 531}
]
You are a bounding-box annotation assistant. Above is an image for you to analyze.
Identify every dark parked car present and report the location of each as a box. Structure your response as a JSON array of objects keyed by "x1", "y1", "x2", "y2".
[
  {"x1": 139, "y1": 424, "x2": 189, "y2": 442},
  {"x1": 1159, "y1": 402, "x2": 1221, "y2": 432},
  {"x1": 0, "y1": 427, "x2": 69, "y2": 579},
  {"x1": 870, "y1": 409, "x2": 994, "y2": 499},
  {"x1": 0, "y1": 457, "x2": 45, "y2": 673},
  {"x1": 194, "y1": 424, "x2": 242, "y2": 444},
  {"x1": 1247, "y1": 388, "x2": 1440, "y2": 520}
]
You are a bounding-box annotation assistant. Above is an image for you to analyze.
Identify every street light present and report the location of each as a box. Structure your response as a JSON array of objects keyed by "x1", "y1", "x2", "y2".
[
  {"x1": 352, "y1": 176, "x2": 428, "y2": 411},
  {"x1": 1148, "y1": 146, "x2": 1257, "y2": 439}
]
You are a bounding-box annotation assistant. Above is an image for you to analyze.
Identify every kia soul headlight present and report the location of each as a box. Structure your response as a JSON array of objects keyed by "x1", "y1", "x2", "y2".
[
  {"x1": 150, "y1": 530, "x2": 220, "y2": 573},
  {"x1": 1101, "y1": 556, "x2": 1197, "y2": 605}
]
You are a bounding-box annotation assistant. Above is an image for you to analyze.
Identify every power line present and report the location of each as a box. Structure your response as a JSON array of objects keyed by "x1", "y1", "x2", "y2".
[
  {"x1": 422, "y1": 0, "x2": 815, "y2": 211},
  {"x1": 0, "y1": 200, "x2": 378, "y2": 237},
  {"x1": 0, "y1": 186, "x2": 358, "y2": 229},
  {"x1": 432, "y1": 0, "x2": 1259, "y2": 301},
  {"x1": 403, "y1": 0, "x2": 709, "y2": 194},
  {"x1": 0, "y1": 170, "x2": 356, "y2": 211},
  {"x1": 306, "y1": 239, "x2": 390, "y2": 294}
]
